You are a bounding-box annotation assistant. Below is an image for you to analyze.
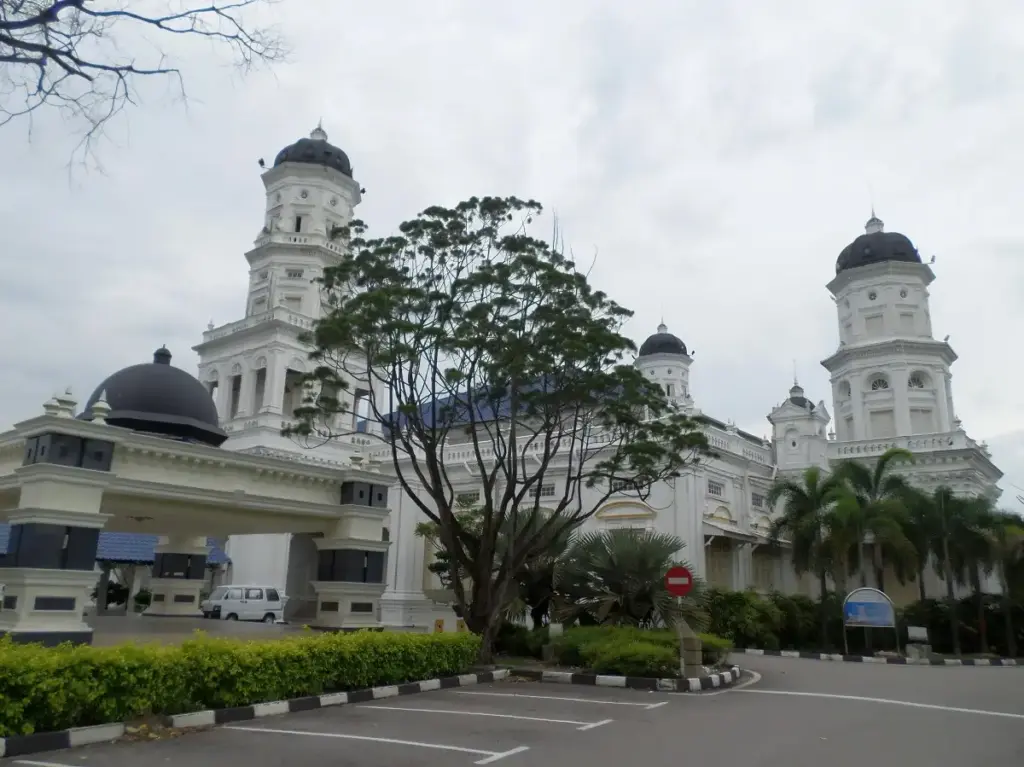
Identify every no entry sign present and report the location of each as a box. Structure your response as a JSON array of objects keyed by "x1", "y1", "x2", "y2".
[{"x1": 664, "y1": 565, "x2": 693, "y2": 597}]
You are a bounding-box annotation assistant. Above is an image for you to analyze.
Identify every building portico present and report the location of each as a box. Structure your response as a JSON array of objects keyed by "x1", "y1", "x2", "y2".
[{"x1": 0, "y1": 349, "x2": 393, "y2": 645}]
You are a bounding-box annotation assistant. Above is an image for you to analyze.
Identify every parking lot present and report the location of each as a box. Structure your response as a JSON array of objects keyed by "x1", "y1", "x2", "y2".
[{"x1": 3, "y1": 680, "x2": 677, "y2": 766}]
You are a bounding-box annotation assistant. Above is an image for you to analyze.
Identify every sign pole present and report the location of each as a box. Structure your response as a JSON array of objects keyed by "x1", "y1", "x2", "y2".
[{"x1": 664, "y1": 565, "x2": 695, "y2": 679}]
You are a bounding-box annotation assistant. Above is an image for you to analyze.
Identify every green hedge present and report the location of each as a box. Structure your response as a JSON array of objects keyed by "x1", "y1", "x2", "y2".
[
  {"x1": 547, "y1": 626, "x2": 732, "y2": 676},
  {"x1": 703, "y1": 589, "x2": 1024, "y2": 656},
  {"x1": 0, "y1": 630, "x2": 480, "y2": 737}
]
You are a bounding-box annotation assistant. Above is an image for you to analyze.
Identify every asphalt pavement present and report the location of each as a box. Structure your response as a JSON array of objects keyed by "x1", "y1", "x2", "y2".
[{"x1": 4, "y1": 655, "x2": 1021, "y2": 766}]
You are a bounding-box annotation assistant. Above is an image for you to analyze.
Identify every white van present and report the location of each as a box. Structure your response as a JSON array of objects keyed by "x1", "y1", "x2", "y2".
[{"x1": 201, "y1": 584, "x2": 286, "y2": 623}]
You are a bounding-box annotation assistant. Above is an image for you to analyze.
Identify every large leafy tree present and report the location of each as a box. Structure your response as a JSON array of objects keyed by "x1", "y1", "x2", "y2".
[
  {"x1": 832, "y1": 448, "x2": 916, "y2": 591},
  {"x1": 292, "y1": 197, "x2": 710, "y2": 661},
  {"x1": 415, "y1": 501, "x2": 573, "y2": 629},
  {"x1": 766, "y1": 466, "x2": 844, "y2": 648},
  {"x1": 552, "y1": 529, "x2": 708, "y2": 631},
  {"x1": 1, "y1": 1, "x2": 285, "y2": 163}
]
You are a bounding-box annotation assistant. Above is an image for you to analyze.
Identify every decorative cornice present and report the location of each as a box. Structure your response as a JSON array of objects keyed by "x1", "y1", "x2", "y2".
[
  {"x1": 826, "y1": 260, "x2": 936, "y2": 295},
  {"x1": 821, "y1": 338, "x2": 958, "y2": 372},
  {"x1": 105, "y1": 476, "x2": 345, "y2": 518}
]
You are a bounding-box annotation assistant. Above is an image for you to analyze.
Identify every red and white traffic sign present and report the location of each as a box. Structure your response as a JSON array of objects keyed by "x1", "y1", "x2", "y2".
[{"x1": 664, "y1": 565, "x2": 693, "y2": 597}]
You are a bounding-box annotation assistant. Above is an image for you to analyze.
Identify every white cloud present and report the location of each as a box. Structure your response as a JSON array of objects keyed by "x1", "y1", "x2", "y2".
[{"x1": 2, "y1": 0, "x2": 1023, "y2": 495}]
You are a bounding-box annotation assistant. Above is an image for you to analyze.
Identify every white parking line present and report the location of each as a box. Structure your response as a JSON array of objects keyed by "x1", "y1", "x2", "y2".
[
  {"x1": 224, "y1": 725, "x2": 530, "y2": 764},
  {"x1": 363, "y1": 704, "x2": 612, "y2": 730},
  {"x1": 14, "y1": 761, "x2": 80, "y2": 767},
  {"x1": 738, "y1": 690, "x2": 1024, "y2": 720},
  {"x1": 456, "y1": 690, "x2": 660, "y2": 708}
]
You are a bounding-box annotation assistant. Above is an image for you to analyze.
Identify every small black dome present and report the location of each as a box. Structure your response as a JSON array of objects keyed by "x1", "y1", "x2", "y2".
[
  {"x1": 836, "y1": 215, "x2": 922, "y2": 274},
  {"x1": 273, "y1": 125, "x2": 352, "y2": 177},
  {"x1": 81, "y1": 347, "x2": 227, "y2": 447},
  {"x1": 638, "y1": 324, "x2": 688, "y2": 357},
  {"x1": 787, "y1": 383, "x2": 814, "y2": 410}
]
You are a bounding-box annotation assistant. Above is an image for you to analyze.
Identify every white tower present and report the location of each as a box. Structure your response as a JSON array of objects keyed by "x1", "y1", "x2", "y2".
[
  {"x1": 634, "y1": 323, "x2": 694, "y2": 411},
  {"x1": 821, "y1": 213, "x2": 1001, "y2": 497},
  {"x1": 767, "y1": 381, "x2": 831, "y2": 473},
  {"x1": 191, "y1": 126, "x2": 384, "y2": 609},
  {"x1": 193, "y1": 124, "x2": 372, "y2": 456},
  {"x1": 822, "y1": 213, "x2": 955, "y2": 442}
]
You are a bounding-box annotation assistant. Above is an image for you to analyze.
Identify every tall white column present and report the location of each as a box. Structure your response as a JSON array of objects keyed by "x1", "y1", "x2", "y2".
[
  {"x1": 265, "y1": 353, "x2": 288, "y2": 414},
  {"x1": 380, "y1": 489, "x2": 436, "y2": 628},
  {"x1": 893, "y1": 367, "x2": 912, "y2": 436},
  {"x1": 936, "y1": 371, "x2": 952, "y2": 432}
]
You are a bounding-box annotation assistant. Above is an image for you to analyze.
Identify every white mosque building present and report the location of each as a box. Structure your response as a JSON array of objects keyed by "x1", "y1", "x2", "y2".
[{"x1": 198, "y1": 126, "x2": 1002, "y2": 629}]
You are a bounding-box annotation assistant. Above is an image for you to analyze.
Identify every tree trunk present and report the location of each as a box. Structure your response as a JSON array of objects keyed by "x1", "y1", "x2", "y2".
[
  {"x1": 818, "y1": 569, "x2": 830, "y2": 650},
  {"x1": 917, "y1": 566, "x2": 927, "y2": 602},
  {"x1": 530, "y1": 601, "x2": 548, "y2": 631},
  {"x1": 1001, "y1": 569, "x2": 1017, "y2": 659},
  {"x1": 942, "y1": 536, "x2": 962, "y2": 657},
  {"x1": 875, "y1": 543, "x2": 885, "y2": 593},
  {"x1": 973, "y1": 566, "x2": 987, "y2": 654}
]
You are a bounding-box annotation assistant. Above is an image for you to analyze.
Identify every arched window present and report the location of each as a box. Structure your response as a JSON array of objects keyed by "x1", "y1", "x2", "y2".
[
  {"x1": 870, "y1": 377, "x2": 889, "y2": 391},
  {"x1": 908, "y1": 373, "x2": 927, "y2": 389}
]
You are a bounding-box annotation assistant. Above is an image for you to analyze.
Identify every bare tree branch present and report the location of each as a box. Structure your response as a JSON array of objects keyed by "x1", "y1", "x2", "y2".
[{"x1": 0, "y1": 0, "x2": 287, "y2": 165}]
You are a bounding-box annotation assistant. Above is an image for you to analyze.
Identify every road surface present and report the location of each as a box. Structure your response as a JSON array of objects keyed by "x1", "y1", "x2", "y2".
[{"x1": 4, "y1": 654, "x2": 1020, "y2": 766}]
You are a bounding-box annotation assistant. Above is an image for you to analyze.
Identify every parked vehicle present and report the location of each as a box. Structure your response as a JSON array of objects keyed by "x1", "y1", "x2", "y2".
[{"x1": 200, "y1": 584, "x2": 286, "y2": 623}]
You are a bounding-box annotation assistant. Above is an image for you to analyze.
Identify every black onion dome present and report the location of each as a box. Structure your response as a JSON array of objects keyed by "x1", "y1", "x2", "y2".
[
  {"x1": 638, "y1": 323, "x2": 688, "y2": 357},
  {"x1": 81, "y1": 347, "x2": 227, "y2": 447},
  {"x1": 836, "y1": 214, "x2": 922, "y2": 274},
  {"x1": 273, "y1": 124, "x2": 352, "y2": 177},
  {"x1": 787, "y1": 383, "x2": 814, "y2": 410}
]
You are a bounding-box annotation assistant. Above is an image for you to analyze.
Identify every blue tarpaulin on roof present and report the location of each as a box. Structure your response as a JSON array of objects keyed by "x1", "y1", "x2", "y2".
[{"x1": 0, "y1": 524, "x2": 229, "y2": 565}]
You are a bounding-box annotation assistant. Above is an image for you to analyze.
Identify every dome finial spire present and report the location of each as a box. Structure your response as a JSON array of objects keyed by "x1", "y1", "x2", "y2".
[
  {"x1": 310, "y1": 120, "x2": 328, "y2": 141},
  {"x1": 865, "y1": 207, "x2": 884, "y2": 234}
]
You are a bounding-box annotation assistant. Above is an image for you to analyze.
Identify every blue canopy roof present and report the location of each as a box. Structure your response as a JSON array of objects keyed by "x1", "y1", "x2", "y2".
[{"x1": 0, "y1": 525, "x2": 229, "y2": 565}]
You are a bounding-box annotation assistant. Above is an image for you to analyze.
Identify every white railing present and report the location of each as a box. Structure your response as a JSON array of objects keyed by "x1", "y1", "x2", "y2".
[
  {"x1": 202, "y1": 306, "x2": 315, "y2": 342},
  {"x1": 828, "y1": 431, "x2": 976, "y2": 459}
]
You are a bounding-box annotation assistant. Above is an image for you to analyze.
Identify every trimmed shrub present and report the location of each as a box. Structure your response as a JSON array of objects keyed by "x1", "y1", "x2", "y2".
[
  {"x1": 584, "y1": 640, "x2": 678, "y2": 678},
  {"x1": 550, "y1": 626, "x2": 732, "y2": 675},
  {"x1": 706, "y1": 588, "x2": 784, "y2": 650},
  {"x1": 0, "y1": 630, "x2": 480, "y2": 737}
]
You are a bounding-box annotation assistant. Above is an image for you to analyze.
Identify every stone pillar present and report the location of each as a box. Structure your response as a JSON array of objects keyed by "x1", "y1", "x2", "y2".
[
  {"x1": 144, "y1": 535, "x2": 208, "y2": 617},
  {"x1": 380, "y1": 489, "x2": 435, "y2": 628},
  {"x1": 1, "y1": 429, "x2": 114, "y2": 646},
  {"x1": 95, "y1": 563, "x2": 112, "y2": 616},
  {"x1": 311, "y1": 479, "x2": 391, "y2": 630}
]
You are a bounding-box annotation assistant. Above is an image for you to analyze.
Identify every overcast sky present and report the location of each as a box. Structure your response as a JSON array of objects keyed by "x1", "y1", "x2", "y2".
[{"x1": 2, "y1": 0, "x2": 1023, "y2": 504}]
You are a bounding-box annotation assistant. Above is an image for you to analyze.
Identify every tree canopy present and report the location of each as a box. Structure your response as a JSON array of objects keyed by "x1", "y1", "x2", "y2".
[
  {"x1": 0, "y1": 1, "x2": 285, "y2": 160},
  {"x1": 291, "y1": 195, "x2": 710, "y2": 658}
]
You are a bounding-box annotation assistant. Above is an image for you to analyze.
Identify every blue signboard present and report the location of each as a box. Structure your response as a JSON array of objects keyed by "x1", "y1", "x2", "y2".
[{"x1": 842, "y1": 587, "x2": 896, "y2": 628}]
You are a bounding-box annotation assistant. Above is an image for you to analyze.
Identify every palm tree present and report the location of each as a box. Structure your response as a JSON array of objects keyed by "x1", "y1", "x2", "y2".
[
  {"x1": 832, "y1": 448, "x2": 917, "y2": 591},
  {"x1": 766, "y1": 466, "x2": 845, "y2": 648},
  {"x1": 986, "y1": 510, "x2": 1024, "y2": 658},
  {"x1": 901, "y1": 487, "x2": 939, "y2": 602},
  {"x1": 928, "y1": 485, "x2": 990, "y2": 657},
  {"x1": 953, "y1": 497, "x2": 999, "y2": 653},
  {"x1": 552, "y1": 529, "x2": 708, "y2": 631}
]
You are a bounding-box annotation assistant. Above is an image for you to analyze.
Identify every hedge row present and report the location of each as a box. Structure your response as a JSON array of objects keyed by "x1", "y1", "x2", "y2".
[
  {"x1": 0, "y1": 630, "x2": 480, "y2": 737},
  {"x1": 704, "y1": 588, "x2": 1024, "y2": 656},
  {"x1": 496, "y1": 624, "x2": 732, "y2": 677}
]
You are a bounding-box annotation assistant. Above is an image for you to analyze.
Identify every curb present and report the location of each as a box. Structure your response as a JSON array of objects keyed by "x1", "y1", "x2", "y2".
[
  {"x1": 506, "y1": 665, "x2": 742, "y2": 692},
  {"x1": 737, "y1": 648, "x2": 1021, "y2": 666},
  {"x1": 0, "y1": 669, "x2": 510, "y2": 760}
]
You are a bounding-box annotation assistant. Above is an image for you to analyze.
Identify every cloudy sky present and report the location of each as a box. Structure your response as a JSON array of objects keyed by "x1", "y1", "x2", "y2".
[{"x1": 2, "y1": 0, "x2": 1024, "y2": 503}]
